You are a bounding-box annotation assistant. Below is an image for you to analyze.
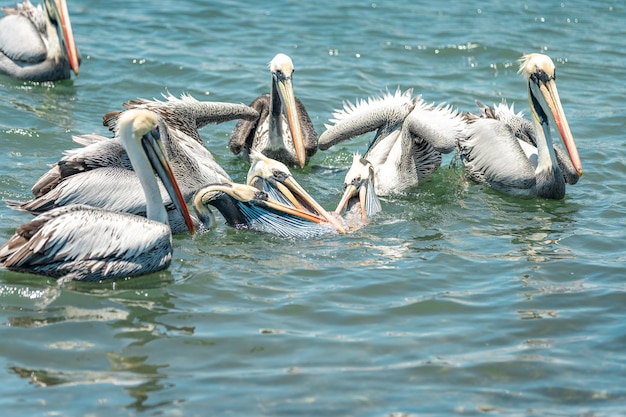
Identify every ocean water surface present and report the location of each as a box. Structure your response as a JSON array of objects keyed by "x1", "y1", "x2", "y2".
[{"x1": 0, "y1": 0, "x2": 625, "y2": 416}]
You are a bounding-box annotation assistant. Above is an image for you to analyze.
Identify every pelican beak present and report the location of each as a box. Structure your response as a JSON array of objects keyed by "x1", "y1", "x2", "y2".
[
  {"x1": 335, "y1": 179, "x2": 381, "y2": 224},
  {"x1": 335, "y1": 183, "x2": 363, "y2": 220},
  {"x1": 529, "y1": 75, "x2": 582, "y2": 177},
  {"x1": 199, "y1": 183, "x2": 331, "y2": 226},
  {"x1": 254, "y1": 172, "x2": 346, "y2": 234},
  {"x1": 142, "y1": 129, "x2": 195, "y2": 235},
  {"x1": 54, "y1": 0, "x2": 80, "y2": 76},
  {"x1": 275, "y1": 75, "x2": 307, "y2": 168}
]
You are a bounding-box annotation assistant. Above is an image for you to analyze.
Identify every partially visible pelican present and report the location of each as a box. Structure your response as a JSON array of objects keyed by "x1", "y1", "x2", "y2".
[
  {"x1": 193, "y1": 182, "x2": 342, "y2": 238},
  {"x1": 0, "y1": 109, "x2": 195, "y2": 282},
  {"x1": 8, "y1": 94, "x2": 258, "y2": 233},
  {"x1": 229, "y1": 53, "x2": 318, "y2": 168},
  {"x1": 334, "y1": 153, "x2": 381, "y2": 230},
  {"x1": 319, "y1": 89, "x2": 466, "y2": 196},
  {"x1": 0, "y1": 0, "x2": 79, "y2": 81},
  {"x1": 458, "y1": 53, "x2": 582, "y2": 199},
  {"x1": 245, "y1": 150, "x2": 346, "y2": 234}
]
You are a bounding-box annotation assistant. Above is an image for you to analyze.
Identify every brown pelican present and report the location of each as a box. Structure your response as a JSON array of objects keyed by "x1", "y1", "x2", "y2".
[
  {"x1": 245, "y1": 150, "x2": 346, "y2": 233},
  {"x1": 193, "y1": 182, "x2": 343, "y2": 238},
  {"x1": 319, "y1": 89, "x2": 466, "y2": 196},
  {"x1": 334, "y1": 153, "x2": 381, "y2": 230},
  {"x1": 229, "y1": 53, "x2": 318, "y2": 168},
  {"x1": 0, "y1": 0, "x2": 79, "y2": 81},
  {"x1": 0, "y1": 109, "x2": 195, "y2": 282},
  {"x1": 458, "y1": 53, "x2": 582, "y2": 199},
  {"x1": 8, "y1": 93, "x2": 259, "y2": 233}
]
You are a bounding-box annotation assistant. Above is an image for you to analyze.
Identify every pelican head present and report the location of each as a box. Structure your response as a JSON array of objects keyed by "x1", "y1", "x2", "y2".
[
  {"x1": 44, "y1": 0, "x2": 79, "y2": 76},
  {"x1": 116, "y1": 109, "x2": 195, "y2": 234},
  {"x1": 519, "y1": 53, "x2": 582, "y2": 177},
  {"x1": 193, "y1": 182, "x2": 340, "y2": 238},
  {"x1": 247, "y1": 150, "x2": 346, "y2": 233},
  {"x1": 269, "y1": 53, "x2": 307, "y2": 168},
  {"x1": 335, "y1": 153, "x2": 381, "y2": 225}
]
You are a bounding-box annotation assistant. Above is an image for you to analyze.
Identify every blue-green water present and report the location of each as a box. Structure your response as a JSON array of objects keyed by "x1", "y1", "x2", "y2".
[{"x1": 1, "y1": 1, "x2": 625, "y2": 415}]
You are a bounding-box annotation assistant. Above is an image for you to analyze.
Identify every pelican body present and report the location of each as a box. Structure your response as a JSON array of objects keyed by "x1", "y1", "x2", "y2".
[
  {"x1": 0, "y1": 110, "x2": 194, "y2": 282},
  {"x1": 319, "y1": 89, "x2": 466, "y2": 196},
  {"x1": 229, "y1": 53, "x2": 318, "y2": 168},
  {"x1": 8, "y1": 94, "x2": 259, "y2": 233},
  {"x1": 458, "y1": 53, "x2": 582, "y2": 199},
  {"x1": 0, "y1": 0, "x2": 79, "y2": 81}
]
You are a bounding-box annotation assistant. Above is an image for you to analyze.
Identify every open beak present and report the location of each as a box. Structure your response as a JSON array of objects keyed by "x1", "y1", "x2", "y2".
[
  {"x1": 250, "y1": 172, "x2": 346, "y2": 234},
  {"x1": 335, "y1": 184, "x2": 366, "y2": 222},
  {"x1": 200, "y1": 182, "x2": 332, "y2": 225},
  {"x1": 334, "y1": 178, "x2": 381, "y2": 224},
  {"x1": 142, "y1": 130, "x2": 195, "y2": 234},
  {"x1": 530, "y1": 76, "x2": 582, "y2": 177},
  {"x1": 55, "y1": 0, "x2": 79, "y2": 76},
  {"x1": 275, "y1": 76, "x2": 307, "y2": 168}
]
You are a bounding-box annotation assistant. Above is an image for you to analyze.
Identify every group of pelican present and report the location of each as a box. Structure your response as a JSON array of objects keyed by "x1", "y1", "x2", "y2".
[{"x1": 0, "y1": 1, "x2": 583, "y2": 282}]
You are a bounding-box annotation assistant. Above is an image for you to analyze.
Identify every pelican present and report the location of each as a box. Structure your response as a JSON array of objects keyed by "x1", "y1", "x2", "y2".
[
  {"x1": 0, "y1": 0, "x2": 79, "y2": 81},
  {"x1": 8, "y1": 94, "x2": 259, "y2": 233},
  {"x1": 229, "y1": 53, "x2": 318, "y2": 168},
  {"x1": 334, "y1": 153, "x2": 381, "y2": 230},
  {"x1": 246, "y1": 150, "x2": 346, "y2": 233},
  {"x1": 319, "y1": 89, "x2": 466, "y2": 196},
  {"x1": 458, "y1": 53, "x2": 582, "y2": 199},
  {"x1": 193, "y1": 182, "x2": 342, "y2": 239},
  {"x1": 0, "y1": 109, "x2": 195, "y2": 282}
]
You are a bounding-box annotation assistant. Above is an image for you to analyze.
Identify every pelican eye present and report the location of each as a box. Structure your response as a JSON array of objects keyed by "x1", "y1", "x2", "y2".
[
  {"x1": 273, "y1": 170, "x2": 289, "y2": 182},
  {"x1": 530, "y1": 69, "x2": 553, "y2": 84},
  {"x1": 255, "y1": 190, "x2": 269, "y2": 201},
  {"x1": 352, "y1": 177, "x2": 362, "y2": 186}
]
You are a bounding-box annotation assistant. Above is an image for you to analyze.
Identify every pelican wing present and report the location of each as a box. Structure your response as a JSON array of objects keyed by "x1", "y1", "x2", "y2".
[
  {"x1": 0, "y1": 13, "x2": 46, "y2": 63},
  {"x1": 30, "y1": 137, "x2": 129, "y2": 197},
  {"x1": 15, "y1": 167, "x2": 171, "y2": 215},
  {"x1": 104, "y1": 93, "x2": 259, "y2": 144},
  {"x1": 0, "y1": 205, "x2": 173, "y2": 281},
  {"x1": 488, "y1": 103, "x2": 579, "y2": 185},
  {"x1": 229, "y1": 94, "x2": 270, "y2": 156},
  {"x1": 404, "y1": 100, "x2": 465, "y2": 153},
  {"x1": 319, "y1": 89, "x2": 414, "y2": 150},
  {"x1": 459, "y1": 118, "x2": 536, "y2": 191}
]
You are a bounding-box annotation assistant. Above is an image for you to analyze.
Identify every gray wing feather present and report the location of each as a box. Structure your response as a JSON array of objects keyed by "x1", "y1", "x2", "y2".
[
  {"x1": 0, "y1": 14, "x2": 45, "y2": 63},
  {"x1": 405, "y1": 101, "x2": 466, "y2": 154},
  {"x1": 459, "y1": 119, "x2": 536, "y2": 190},
  {"x1": 319, "y1": 90, "x2": 414, "y2": 150},
  {"x1": 0, "y1": 205, "x2": 172, "y2": 281}
]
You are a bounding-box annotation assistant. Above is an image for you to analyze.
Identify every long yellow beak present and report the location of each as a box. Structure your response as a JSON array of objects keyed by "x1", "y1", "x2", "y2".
[
  {"x1": 56, "y1": 0, "x2": 79, "y2": 76},
  {"x1": 144, "y1": 130, "x2": 195, "y2": 234},
  {"x1": 536, "y1": 78, "x2": 582, "y2": 177},
  {"x1": 276, "y1": 77, "x2": 307, "y2": 168}
]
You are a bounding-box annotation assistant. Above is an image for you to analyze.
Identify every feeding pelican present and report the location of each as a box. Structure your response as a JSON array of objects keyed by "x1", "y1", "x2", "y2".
[
  {"x1": 334, "y1": 153, "x2": 381, "y2": 230},
  {"x1": 193, "y1": 182, "x2": 342, "y2": 238},
  {"x1": 0, "y1": 109, "x2": 194, "y2": 282},
  {"x1": 245, "y1": 150, "x2": 346, "y2": 234},
  {"x1": 319, "y1": 89, "x2": 466, "y2": 196},
  {"x1": 8, "y1": 94, "x2": 259, "y2": 233},
  {"x1": 458, "y1": 53, "x2": 582, "y2": 199},
  {"x1": 229, "y1": 53, "x2": 318, "y2": 168},
  {"x1": 0, "y1": 0, "x2": 79, "y2": 81}
]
